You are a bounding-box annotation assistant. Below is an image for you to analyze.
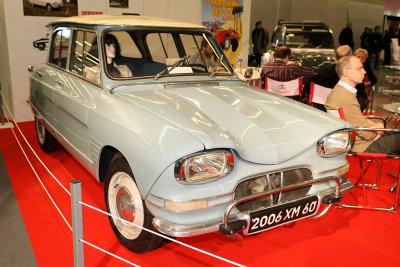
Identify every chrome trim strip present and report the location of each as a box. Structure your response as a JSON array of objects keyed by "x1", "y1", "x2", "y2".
[
  {"x1": 313, "y1": 163, "x2": 349, "y2": 174},
  {"x1": 153, "y1": 214, "x2": 249, "y2": 238},
  {"x1": 146, "y1": 191, "x2": 234, "y2": 212}
]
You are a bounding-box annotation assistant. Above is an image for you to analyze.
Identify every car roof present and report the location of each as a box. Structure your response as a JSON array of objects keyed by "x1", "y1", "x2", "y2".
[
  {"x1": 278, "y1": 21, "x2": 330, "y2": 31},
  {"x1": 49, "y1": 15, "x2": 207, "y2": 29}
]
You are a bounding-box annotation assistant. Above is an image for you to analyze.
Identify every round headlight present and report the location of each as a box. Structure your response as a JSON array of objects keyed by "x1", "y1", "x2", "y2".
[
  {"x1": 175, "y1": 150, "x2": 234, "y2": 183},
  {"x1": 317, "y1": 129, "x2": 355, "y2": 156}
]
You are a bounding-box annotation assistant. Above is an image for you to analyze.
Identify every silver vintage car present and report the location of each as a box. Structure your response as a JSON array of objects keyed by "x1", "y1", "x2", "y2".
[{"x1": 29, "y1": 15, "x2": 354, "y2": 253}]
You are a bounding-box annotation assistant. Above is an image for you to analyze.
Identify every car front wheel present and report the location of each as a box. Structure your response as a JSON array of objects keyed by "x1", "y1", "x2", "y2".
[
  {"x1": 35, "y1": 117, "x2": 58, "y2": 152},
  {"x1": 104, "y1": 155, "x2": 164, "y2": 253}
]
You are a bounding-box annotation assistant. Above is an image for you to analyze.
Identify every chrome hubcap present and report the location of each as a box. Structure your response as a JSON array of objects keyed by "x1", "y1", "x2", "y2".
[{"x1": 116, "y1": 187, "x2": 135, "y2": 222}]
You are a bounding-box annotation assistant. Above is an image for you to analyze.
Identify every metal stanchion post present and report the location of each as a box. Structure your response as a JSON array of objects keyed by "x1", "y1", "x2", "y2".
[
  {"x1": 71, "y1": 180, "x2": 85, "y2": 267},
  {"x1": 0, "y1": 81, "x2": 14, "y2": 129}
]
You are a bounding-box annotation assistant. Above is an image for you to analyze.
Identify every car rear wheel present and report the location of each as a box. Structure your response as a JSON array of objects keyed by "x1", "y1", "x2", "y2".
[
  {"x1": 46, "y1": 4, "x2": 52, "y2": 12},
  {"x1": 38, "y1": 43, "x2": 45, "y2": 50},
  {"x1": 104, "y1": 154, "x2": 164, "y2": 253},
  {"x1": 35, "y1": 117, "x2": 58, "y2": 152}
]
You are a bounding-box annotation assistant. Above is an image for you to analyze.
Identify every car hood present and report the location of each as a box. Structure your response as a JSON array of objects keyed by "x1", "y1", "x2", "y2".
[{"x1": 115, "y1": 83, "x2": 348, "y2": 164}]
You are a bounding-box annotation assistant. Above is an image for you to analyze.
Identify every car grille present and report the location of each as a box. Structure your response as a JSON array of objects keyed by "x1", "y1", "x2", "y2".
[{"x1": 234, "y1": 168, "x2": 312, "y2": 212}]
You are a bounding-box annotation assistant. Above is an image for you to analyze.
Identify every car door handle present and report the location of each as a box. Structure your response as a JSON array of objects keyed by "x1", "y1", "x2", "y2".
[
  {"x1": 55, "y1": 79, "x2": 64, "y2": 86},
  {"x1": 37, "y1": 71, "x2": 44, "y2": 77}
]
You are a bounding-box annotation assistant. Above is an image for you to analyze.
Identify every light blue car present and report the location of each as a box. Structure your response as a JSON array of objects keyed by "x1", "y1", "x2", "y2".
[{"x1": 29, "y1": 15, "x2": 355, "y2": 253}]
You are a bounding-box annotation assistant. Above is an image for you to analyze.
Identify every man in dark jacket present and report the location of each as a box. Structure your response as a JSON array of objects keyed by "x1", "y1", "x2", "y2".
[
  {"x1": 252, "y1": 21, "x2": 269, "y2": 67},
  {"x1": 368, "y1": 25, "x2": 382, "y2": 69},
  {"x1": 339, "y1": 22, "x2": 354, "y2": 49}
]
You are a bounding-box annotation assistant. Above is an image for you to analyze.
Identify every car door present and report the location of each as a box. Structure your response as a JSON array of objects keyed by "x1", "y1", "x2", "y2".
[
  {"x1": 30, "y1": 27, "x2": 72, "y2": 135},
  {"x1": 53, "y1": 28, "x2": 100, "y2": 166}
]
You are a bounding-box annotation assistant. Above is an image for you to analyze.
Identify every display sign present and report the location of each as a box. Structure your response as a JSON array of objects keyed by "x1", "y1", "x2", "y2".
[{"x1": 202, "y1": 0, "x2": 243, "y2": 67}]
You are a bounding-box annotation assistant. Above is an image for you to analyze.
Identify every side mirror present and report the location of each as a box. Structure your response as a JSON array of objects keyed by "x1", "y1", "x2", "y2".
[{"x1": 28, "y1": 65, "x2": 35, "y2": 72}]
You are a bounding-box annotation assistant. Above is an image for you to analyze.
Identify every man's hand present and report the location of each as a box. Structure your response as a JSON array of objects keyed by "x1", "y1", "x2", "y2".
[{"x1": 368, "y1": 119, "x2": 384, "y2": 142}]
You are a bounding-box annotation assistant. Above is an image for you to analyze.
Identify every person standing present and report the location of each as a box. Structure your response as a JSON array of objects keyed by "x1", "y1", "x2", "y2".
[
  {"x1": 382, "y1": 26, "x2": 395, "y2": 66},
  {"x1": 360, "y1": 27, "x2": 370, "y2": 49},
  {"x1": 368, "y1": 25, "x2": 382, "y2": 69},
  {"x1": 339, "y1": 22, "x2": 354, "y2": 49},
  {"x1": 252, "y1": 21, "x2": 269, "y2": 67}
]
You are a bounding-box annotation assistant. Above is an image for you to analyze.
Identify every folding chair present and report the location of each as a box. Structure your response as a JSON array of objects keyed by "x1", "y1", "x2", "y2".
[
  {"x1": 327, "y1": 109, "x2": 400, "y2": 212},
  {"x1": 265, "y1": 77, "x2": 302, "y2": 99},
  {"x1": 308, "y1": 82, "x2": 332, "y2": 106}
]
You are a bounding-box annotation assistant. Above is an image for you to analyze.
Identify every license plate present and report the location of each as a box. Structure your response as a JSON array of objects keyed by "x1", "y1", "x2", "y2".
[{"x1": 246, "y1": 195, "x2": 319, "y2": 235}]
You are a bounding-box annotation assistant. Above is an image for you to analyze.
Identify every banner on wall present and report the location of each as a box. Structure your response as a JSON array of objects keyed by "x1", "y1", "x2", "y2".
[{"x1": 202, "y1": 0, "x2": 243, "y2": 67}]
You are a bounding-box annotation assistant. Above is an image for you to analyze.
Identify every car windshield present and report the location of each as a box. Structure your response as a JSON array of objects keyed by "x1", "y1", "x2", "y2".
[
  {"x1": 101, "y1": 29, "x2": 233, "y2": 80},
  {"x1": 285, "y1": 30, "x2": 334, "y2": 49}
]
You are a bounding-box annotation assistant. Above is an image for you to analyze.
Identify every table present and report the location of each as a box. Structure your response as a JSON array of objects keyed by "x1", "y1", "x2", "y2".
[{"x1": 236, "y1": 68, "x2": 262, "y2": 88}]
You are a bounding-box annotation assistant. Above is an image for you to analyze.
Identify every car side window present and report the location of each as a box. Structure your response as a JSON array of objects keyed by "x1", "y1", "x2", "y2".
[
  {"x1": 70, "y1": 29, "x2": 99, "y2": 84},
  {"x1": 49, "y1": 27, "x2": 71, "y2": 68}
]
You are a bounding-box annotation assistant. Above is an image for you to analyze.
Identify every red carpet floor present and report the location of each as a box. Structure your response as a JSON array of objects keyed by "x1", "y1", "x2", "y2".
[{"x1": 1, "y1": 121, "x2": 400, "y2": 267}]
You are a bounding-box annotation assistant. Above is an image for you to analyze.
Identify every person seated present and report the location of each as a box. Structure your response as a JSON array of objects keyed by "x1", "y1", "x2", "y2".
[
  {"x1": 325, "y1": 55, "x2": 400, "y2": 154},
  {"x1": 354, "y1": 48, "x2": 377, "y2": 111},
  {"x1": 260, "y1": 46, "x2": 314, "y2": 88},
  {"x1": 190, "y1": 39, "x2": 218, "y2": 72},
  {"x1": 302, "y1": 45, "x2": 352, "y2": 111},
  {"x1": 85, "y1": 33, "x2": 132, "y2": 84}
]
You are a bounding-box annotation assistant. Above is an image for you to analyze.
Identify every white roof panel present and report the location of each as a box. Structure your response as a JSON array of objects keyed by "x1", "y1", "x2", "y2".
[{"x1": 51, "y1": 15, "x2": 206, "y2": 29}]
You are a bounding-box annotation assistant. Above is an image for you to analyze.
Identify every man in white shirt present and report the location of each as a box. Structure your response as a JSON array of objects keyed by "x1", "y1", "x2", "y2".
[{"x1": 325, "y1": 55, "x2": 400, "y2": 154}]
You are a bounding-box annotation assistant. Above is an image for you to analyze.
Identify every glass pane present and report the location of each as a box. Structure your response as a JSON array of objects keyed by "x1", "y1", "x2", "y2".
[
  {"x1": 111, "y1": 31, "x2": 141, "y2": 58},
  {"x1": 147, "y1": 33, "x2": 178, "y2": 64},
  {"x1": 50, "y1": 27, "x2": 70, "y2": 68},
  {"x1": 70, "y1": 31, "x2": 84, "y2": 74},
  {"x1": 82, "y1": 31, "x2": 100, "y2": 84}
]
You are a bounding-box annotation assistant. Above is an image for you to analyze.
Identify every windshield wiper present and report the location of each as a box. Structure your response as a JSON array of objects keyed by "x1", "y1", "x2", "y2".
[
  {"x1": 209, "y1": 54, "x2": 225, "y2": 78},
  {"x1": 154, "y1": 55, "x2": 190, "y2": 80}
]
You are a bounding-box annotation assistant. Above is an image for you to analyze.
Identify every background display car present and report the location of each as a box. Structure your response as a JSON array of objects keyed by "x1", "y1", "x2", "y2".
[
  {"x1": 29, "y1": 0, "x2": 63, "y2": 11},
  {"x1": 29, "y1": 15, "x2": 354, "y2": 253},
  {"x1": 268, "y1": 21, "x2": 336, "y2": 71}
]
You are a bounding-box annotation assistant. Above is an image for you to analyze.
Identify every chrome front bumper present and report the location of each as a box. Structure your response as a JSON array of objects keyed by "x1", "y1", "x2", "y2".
[{"x1": 152, "y1": 176, "x2": 353, "y2": 237}]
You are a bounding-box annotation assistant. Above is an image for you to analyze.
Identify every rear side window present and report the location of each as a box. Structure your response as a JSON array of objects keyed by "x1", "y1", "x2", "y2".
[
  {"x1": 49, "y1": 27, "x2": 71, "y2": 69},
  {"x1": 70, "y1": 29, "x2": 99, "y2": 84}
]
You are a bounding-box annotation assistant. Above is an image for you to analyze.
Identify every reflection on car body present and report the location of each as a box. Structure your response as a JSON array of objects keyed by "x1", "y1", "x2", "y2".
[{"x1": 28, "y1": 15, "x2": 354, "y2": 253}]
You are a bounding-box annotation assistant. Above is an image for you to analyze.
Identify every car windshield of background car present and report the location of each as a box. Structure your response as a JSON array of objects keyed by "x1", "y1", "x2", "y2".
[{"x1": 285, "y1": 31, "x2": 334, "y2": 49}]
